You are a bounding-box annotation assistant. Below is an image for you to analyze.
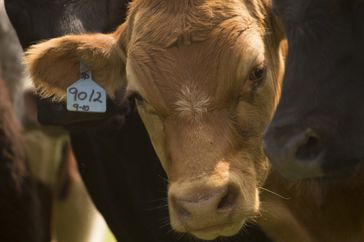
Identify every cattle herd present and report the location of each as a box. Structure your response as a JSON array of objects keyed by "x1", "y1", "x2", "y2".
[{"x1": 1, "y1": 0, "x2": 364, "y2": 242}]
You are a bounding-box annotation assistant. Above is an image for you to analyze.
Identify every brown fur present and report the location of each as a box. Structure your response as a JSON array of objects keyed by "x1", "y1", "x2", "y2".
[
  {"x1": 259, "y1": 167, "x2": 364, "y2": 242},
  {"x1": 0, "y1": 79, "x2": 26, "y2": 186},
  {"x1": 25, "y1": 33, "x2": 125, "y2": 100},
  {"x1": 26, "y1": 1, "x2": 364, "y2": 242},
  {"x1": 0, "y1": 78, "x2": 46, "y2": 242}
]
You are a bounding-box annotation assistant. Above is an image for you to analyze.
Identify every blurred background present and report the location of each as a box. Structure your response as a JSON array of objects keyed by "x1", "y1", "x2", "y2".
[{"x1": 0, "y1": 0, "x2": 117, "y2": 241}]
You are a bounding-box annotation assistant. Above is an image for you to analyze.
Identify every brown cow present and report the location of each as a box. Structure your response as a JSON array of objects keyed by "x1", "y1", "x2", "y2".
[
  {"x1": 259, "y1": 168, "x2": 364, "y2": 242},
  {"x1": 25, "y1": 0, "x2": 284, "y2": 240}
]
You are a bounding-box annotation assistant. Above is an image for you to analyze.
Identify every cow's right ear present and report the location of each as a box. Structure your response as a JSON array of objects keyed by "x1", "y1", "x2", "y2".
[{"x1": 25, "y1": 23, "x2": 128, "y2": 101}]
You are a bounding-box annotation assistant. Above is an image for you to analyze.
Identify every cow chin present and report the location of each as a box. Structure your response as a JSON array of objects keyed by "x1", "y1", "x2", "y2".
[
  {"x1": 167, "y1": 168, "x2": 260, "y2": 240},
  {"x1": 191, "y1": 220, "x2": 247, "y2": 240}
]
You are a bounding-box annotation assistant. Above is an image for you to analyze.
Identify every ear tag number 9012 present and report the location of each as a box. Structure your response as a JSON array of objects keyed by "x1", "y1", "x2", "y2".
[{"x1": 66, "y1": 63, "x2": 107, "y2": 113}]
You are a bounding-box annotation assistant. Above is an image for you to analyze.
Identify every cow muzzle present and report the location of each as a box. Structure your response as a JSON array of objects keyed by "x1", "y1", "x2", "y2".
[
  {"x1": 168, "y1": 175, "x2": 257, "y2": 240},
  {"x1": 264, "y1": 125, "x2": 325, "y2": 179}
]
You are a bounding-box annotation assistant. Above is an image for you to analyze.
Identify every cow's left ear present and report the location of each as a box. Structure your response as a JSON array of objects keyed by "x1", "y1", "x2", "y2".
[{"x1": 25, "y1": 23, "x2": 128, "y2": 101}]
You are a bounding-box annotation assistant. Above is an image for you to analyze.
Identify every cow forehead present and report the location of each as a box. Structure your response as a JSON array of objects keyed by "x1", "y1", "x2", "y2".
[
  {"x1": 124, "y1": 0, "x2": 266, "y2": 116},
  {"x1": 129, "y1": 0, "x2": 258, "y2": 48},
  {"x1": 127, "y1": 42, "x2": 226, "y2": 115},
  {"x1": 126, "y1": 29, "x2": 264, "y2": 116}
]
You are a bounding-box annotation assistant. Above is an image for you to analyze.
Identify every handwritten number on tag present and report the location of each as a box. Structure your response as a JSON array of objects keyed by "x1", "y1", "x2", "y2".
[
  {"x1": 67, "y1": 65, "x2": 106, "y2": 113},
  {"x1": 73, "y1": 103, "x2": 90, "y2": 112},
  {"x1": 68, "y1": 87, "x2": 103, "y2": 103},
  {"x1": 89, "y1": 90, "x2": 95, "y2": 102},
  {"x1": 93, "y1": 92, "x2": 103, "y2": 103}
]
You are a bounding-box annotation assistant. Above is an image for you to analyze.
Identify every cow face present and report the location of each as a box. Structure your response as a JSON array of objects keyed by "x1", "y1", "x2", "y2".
[
  {"x1": 25, "y1": 0, "x2": 284, "y2": 240},
  {"x1": 264, "y1": 0, "x2": 364, "y2": 179}
]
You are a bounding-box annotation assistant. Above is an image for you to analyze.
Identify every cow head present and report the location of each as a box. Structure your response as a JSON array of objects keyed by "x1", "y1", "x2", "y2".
[
  {"x1": 25, "y1": 0, "x2": 284, "y2": 240},
  {"x1": 264, "y1": 0, "x2": 364, "y2": 180}
]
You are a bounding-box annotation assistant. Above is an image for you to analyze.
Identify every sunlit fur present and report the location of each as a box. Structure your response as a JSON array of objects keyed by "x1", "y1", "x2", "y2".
[{"x1": 25, "y1": 33, "x2": 125, "y2": 101}]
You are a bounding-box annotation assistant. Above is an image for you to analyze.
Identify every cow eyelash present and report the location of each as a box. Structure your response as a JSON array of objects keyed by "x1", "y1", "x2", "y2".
[
  {"x1": 250, "y1": 66, "x2": 266, "y2": 84},
  {"x1": 248, "y1": 64, "x2": 267, "y2": 91}
]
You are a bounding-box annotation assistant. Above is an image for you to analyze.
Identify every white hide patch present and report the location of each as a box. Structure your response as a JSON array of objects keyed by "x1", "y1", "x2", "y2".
[{"x1": 175, "y1": 86, "x2": 210, "y2": 121}]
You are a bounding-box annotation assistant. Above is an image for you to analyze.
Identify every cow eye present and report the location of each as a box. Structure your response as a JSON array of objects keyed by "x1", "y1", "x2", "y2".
[
  {"x1": 249, "y1": 66, "x2": 266, "y2": 83},
  {"x1": 248, "y1": 65, "x2": 267, "y2": 90}
]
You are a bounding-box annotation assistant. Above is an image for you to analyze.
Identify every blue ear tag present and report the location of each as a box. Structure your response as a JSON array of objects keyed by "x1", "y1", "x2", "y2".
[{"x1": 66, "y1": 63, "x2": 107, "y2": 113}]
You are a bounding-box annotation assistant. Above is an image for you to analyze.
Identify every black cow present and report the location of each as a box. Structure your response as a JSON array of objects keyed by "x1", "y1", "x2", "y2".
[
  {"x1": 5, "y1": 0, "x2": 125, "y2": 49},
  {"x1": 264, "y1": 0, "x2": 364, "y2": 179},
  {"x1": 5, "y1": 0, "x2": 272, "y2": 241}
]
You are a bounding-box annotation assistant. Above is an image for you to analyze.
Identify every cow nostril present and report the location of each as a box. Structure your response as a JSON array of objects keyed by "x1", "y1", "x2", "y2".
[
  {"x1": 295, "y1": 133, "x2": 322, "y2": 161},
  {"x1": 172, "y1": 197, "x2": 192, "y2": 220},
  {"x1": 217, "y1": 185, "x2": 238, "y2": 212}
]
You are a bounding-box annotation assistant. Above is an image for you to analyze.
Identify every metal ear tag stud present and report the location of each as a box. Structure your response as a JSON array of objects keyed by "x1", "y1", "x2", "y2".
[{"x1": 66, "y1": 62, "x2": 107, "y2": 113}]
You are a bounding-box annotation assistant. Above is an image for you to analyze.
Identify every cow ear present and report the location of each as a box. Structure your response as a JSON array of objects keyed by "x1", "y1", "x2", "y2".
[{"x1": 25, "y1": 23, "x2": 128, "y2": 101}]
